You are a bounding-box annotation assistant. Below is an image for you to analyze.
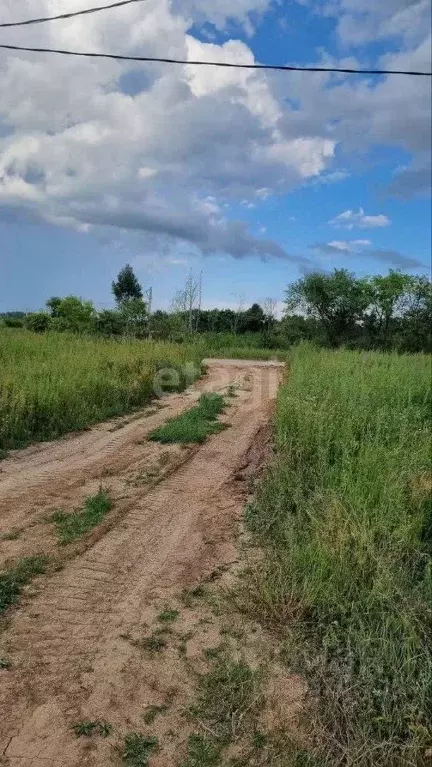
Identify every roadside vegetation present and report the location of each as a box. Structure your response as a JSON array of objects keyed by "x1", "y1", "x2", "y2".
[
  {"x1": 243, "y1": 345, "x2": 432, "y2": 765},
  {"x1": 0, "y1": 555, "x2": 48, "y2": 615},
  {"x1": 0, "y1": 331, "x2": 203, "y2": 451},
  {"x1": 149, "y1": 393, "x2": 226, "y2": 444}
]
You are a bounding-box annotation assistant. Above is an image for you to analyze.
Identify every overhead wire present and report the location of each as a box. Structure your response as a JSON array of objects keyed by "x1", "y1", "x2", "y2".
[
  {"x1": 0, "y1": 0, "x2": 147, "y2": 28},
  {"x1": 0, "y1": 43, "x2": 431, "y2": 76}
]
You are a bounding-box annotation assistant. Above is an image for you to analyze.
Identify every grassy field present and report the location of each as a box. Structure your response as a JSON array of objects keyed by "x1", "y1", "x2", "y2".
[
  {"x1": 244, "y1": 345, "x2": 432, "y2": 766},
  {"x1": 0, "y1": 329, "x2": 204, "y2": 451}
]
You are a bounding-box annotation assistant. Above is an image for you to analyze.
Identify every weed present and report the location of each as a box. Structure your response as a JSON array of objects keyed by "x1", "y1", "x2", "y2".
[
  {"x1": 142, "y1": 704, "x2": 168, "y2": 725},
  {"x1": 203, "y1": 645, "x2": 224, "y2": 660},
  {"x1": 51, "y1": 489, "x2": 112, "y2": 544},
  {"x1": 149, "y1": 393, "x2": 226, "y2": 444},
  {"x1": 73, "y1": 720, "x2": 112, "y2": 738},
  {"x1": 181, "y1": 584, "x2": 206, "y2": 607},
  {"x1": 0, "y1": 555, "x2": 48, "y2": 614},
  {"x1": 1, "y1": 528, "x2": 22, "y2": 541},
  {"x1": 226, "y1": 385, "x2": 238, "y2": 398},
  {"x1": 191, "y1": 656, "x2": 262, "y2": 741},
  {"x1": 181, "y1": 734, "x2": 222, "y2": 767},
  {"x1": 140, "y1": 632, "x2": 167, "y2": 653},
  {"x1": 0, "y1": 657, "x2": 11, "y2": 669},
  {"x1": 252, "y1": 731, "x2": 267, "y2": 749},
  {"x1": 158, "y1": 607, "x2": 179, "y2": 624},
  {"x1": 122, "y1": 733, "x2": 158, "y2": 766}
]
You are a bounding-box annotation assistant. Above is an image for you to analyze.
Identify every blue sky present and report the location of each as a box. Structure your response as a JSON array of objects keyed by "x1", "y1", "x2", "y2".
[{"x1": 0, "y1": 0, "x2": 431, "y2": 313}]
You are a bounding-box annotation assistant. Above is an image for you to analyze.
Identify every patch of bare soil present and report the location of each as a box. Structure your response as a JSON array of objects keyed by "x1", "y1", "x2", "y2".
[{"x1": 0, "y1": 360, "x2": 302, "y2": 767}]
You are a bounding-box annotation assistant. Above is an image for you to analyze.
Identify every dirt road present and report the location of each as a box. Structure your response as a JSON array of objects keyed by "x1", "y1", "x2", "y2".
[{"x1": 0, "y1": 360, "x2": 283, "y2": 767}]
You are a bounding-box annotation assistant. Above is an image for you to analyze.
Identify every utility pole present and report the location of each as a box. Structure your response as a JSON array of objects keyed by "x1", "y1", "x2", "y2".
[{"x1": 145, "y1": 287, "x2": 153, "y2": 338}]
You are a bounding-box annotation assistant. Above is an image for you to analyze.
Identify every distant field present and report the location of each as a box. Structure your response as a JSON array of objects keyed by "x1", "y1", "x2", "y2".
[
  {"x1": 245, "y1": 345, "x2": 432, "y2": 765},
  {"x1": 0, "y1": 329, "x2": 204, "y2": 451}
]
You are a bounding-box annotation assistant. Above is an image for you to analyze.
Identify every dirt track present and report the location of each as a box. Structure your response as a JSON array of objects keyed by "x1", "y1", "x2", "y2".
[{"x1": 0, "y1": 360, "x2": 283, "y2": 766}]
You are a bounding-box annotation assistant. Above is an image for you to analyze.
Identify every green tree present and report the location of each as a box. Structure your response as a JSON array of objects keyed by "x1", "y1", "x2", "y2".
[
  {"x1": 46, "y1": 296, "x2": 94, "y2": 333},
  {"x1": 239, "y1": 303, "x2": 266, "y2": 333},
  {"x1": 286, "y1": 269, "x2": 371, "y2": 347},
  {"x1": 93, "y1": 309, "x2": 125, "y2": 337},
  {"x1": 367, "y1": 271, "x2": 412, "y2": 347},
  {"x1": 112, "y1": 264, "x2": 143, "y2": 305},
  {"x1": 398, "y1": 275, "x2": 432, "y2": 352},
  {"x1": 120, "y1": 297, "x2": 147, "y2": 337},
  {"x1": 46, "y1": 296, "x2": 63, "y2": 318}
]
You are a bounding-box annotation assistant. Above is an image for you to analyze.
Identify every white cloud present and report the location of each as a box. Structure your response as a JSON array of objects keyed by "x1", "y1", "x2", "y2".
[
  {"x1": 329, "y1": 208, "x2": 391, "y2": 229},
  {"x1": 0, "y1": 0, "x2": 336, "y2": 264},
  {"x1": 326, "y1": 239, "x2": 371, "y2": 251},
  {"x1": 0, "y1": 0, "x2": 429, "y2": 265},
  {"x1": 315, "y1": 239, "x2": 371, "y2": 253}
]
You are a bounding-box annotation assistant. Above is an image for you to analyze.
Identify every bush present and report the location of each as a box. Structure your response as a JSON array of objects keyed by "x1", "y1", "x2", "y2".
[
  {"x1": 24, "y1": 312, "x2": 52, "y2": 333},
  {"x1": 3, "y1": 317, "x2": 24, "y2": 328}
]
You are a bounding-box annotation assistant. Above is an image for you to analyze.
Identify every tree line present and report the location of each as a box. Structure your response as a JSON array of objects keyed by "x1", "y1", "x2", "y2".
[{"x1": 2, "y1": 265, "x2": 431, "y2": 353}]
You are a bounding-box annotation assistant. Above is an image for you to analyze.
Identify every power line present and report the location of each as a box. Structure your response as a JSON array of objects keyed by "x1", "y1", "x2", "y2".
[
  {"x1": 0, "y1": 43, "x2": 431, "y2": 76},
  {"x1": 0, "y1": 0, "x2": 146, "y2": 28}
]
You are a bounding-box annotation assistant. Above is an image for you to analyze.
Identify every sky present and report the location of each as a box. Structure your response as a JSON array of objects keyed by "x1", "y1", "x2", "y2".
[{"x1": 0, "y1": 0, "x2": 431, "y2": 313}]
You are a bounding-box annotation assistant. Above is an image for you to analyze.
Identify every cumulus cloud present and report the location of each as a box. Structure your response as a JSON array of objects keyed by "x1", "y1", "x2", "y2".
[
  {"x1": 329, "y1": 208, "x2": 391, "y2": 229},
  {"x1": 0, "y1": 0, "x2": 430, "y2": 265},
  {"x1": 0, "y1": 0, "x2": 340, "y2": 265},
  {"x1": 307, "y1": 0, "x2": 432, "y2": 48}
]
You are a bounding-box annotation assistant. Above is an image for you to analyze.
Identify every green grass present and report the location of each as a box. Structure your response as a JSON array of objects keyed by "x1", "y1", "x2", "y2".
[
  {"x1": 0, "y1": 329, "x2": 203, "y2": 451},
  {"x1": 157, "y1": 606, "x2": 179, "y2": 623},
  {"x1": 181, "y1": 734, "x2": 223, "y2": 767},
  {"x1": 191, "y1": 656, "x2": 262, "y2": 741},
  {"x1": 0, "y1": 555, "x2": 49, "y2": 614},
  {"x1": 140, "y1": 630, "x2": 168, "y2": 653},
  {"x1": 73, "y1": 720, "x2": 112, "y2": 738},
  {"x1": 243, "y1": 345, "x2": 432, "y2": 766},
  {"x1": 122, "y1": 733, "x2": 158, "y2": 766},
  {"x1": 183, "y1": 653, "x2": 264, "y2": 766},
  {"x1": 149, "y1": 393, "x2": 226, "y2": 444},
  {"x1": 50, "y1": 489, "x2": 113, "y2": 544}
]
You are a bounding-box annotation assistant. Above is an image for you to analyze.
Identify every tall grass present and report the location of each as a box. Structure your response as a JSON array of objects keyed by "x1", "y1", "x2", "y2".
[
  {"x1": 0, "y1": 329, "x2": 203, "y2": 450},
  {"x1": 245, "y1": 345, "x2": 432, "y2": 766}
]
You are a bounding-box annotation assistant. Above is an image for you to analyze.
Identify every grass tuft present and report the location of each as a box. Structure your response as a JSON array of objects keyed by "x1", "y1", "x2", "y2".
[
  {"x1": 73, "y1": 720, "x2": 112, "y2": 738},
  {"x1": 0, "y1": 555, "x2": 48, "y2": 614},
  {"x1": 149, "y1": 393, "x2": 226, "y2": 444},
  {"x1": 190, "y1": 655, "x2": 262, "y2": 742},
  {"x1": 51, "y1": 489, "x2": 112, "y2": 544},
  {"x1": 142, "y1": 703, "x2": 168, "y2": 725},
  {"x1": 122, "y1": 733, "x2": 158, "y2": 766},
  {"x1": 181, "y1": 734, "x2": 223, "y2": 767},
  {"x1": 157, "y1": 607, "x2": 179, "y2": 624}
]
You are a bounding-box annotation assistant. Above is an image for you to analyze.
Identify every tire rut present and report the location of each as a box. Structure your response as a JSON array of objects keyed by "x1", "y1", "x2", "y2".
[{"x1": 0, "y1": 361, "x2": 283, "y2": 767}]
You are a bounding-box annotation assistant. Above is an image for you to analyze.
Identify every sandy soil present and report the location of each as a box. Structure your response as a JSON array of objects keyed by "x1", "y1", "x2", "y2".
[{"x1": 0, "y1": 360, "x2": 284, "y2": 766}]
